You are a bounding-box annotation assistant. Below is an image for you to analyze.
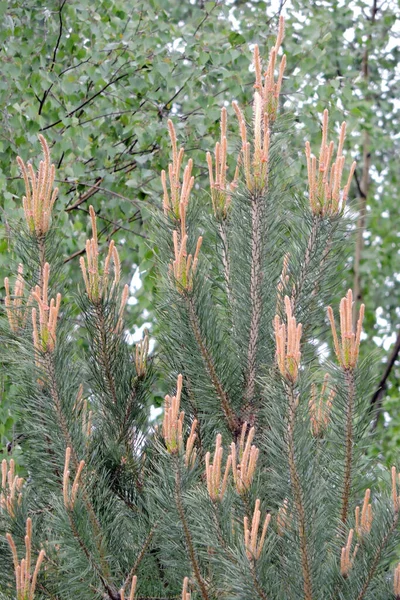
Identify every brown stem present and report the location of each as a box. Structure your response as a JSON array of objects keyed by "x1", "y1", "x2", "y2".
[
  {"x1": 44, "y1": 353, "x2": 113, "y2": 582},
  {"x1": 340, "y1": 370, "x2": 355, "y2": 524},
  {"x1": 243, "y1": 192, "x2": 264, "y2": 413},
  {"x1": 123, "y1": 524, "x2": 157, "y2": 590},
  {"x1": 174, "y1": 462, "x2": 209, "y2": 600},
  {"x1": 187, "y1": 297, "x2": 239, "y2": 435},
  {"x1": 250, "y1": 562, "x2": 269, "y2": 600},
  {"x1": 286, "y1": 385, "x2": 313, "y2": 600},
  {"x1": 356, "y1": 510, "x2": 399, "y2": 600},
  {"x1": 67, "y1": 511, "x2": 119, "y2": 600}
]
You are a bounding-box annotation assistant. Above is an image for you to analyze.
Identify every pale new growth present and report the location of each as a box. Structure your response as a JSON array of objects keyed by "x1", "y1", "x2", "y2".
[
  {"x1": 277, "y1": 498, "x2": 290, "y2": 536},
  {"x1": 327, "y1": 289, "x2": 365, "y2": 370},
  {"x1": 230, "y1": 423, "x2": 259, "y2": 494},
  {"x1": 181, "y1": 577, "x2": 191, "y2": 600},
  {"x1": 355, "y1": 488, "x2": 373, "y2": 538},
  {"x1": 171, "y1": 230, "x2": 203, "y2": 294},
  {"x1": 206, "y1": 107, "x2": 239, "y2": 220},
  {"x1": 394, "y1": 563, "x2": 400, "y2": 598},
  {"x1": 161, "y1": 120, "x2": 194, "y2": 218},
  {"x1": 73, "y1": 384, "x2": 92, "y2": 439},
  {"x1": 162, "y1": 374, "x2": 185, "y2": 454},
  {"x1": 80, "y1": 206, "x2": 122, "y2": 304},
  {"x1": 308, "y1": 374, "x2": 335, "y2": 438},
  {"x1": 205, "y1": 433, "x2": 232, "y2": 502},
  {"x1": 232, "y1": 17, "x2": 285, "y2": 192},
  {"x1": 1, "y1": 459, "x2": 24, "y2": 517},
  {"x1": 253, "y1": 16, "x2": 286, "y2": 122},
  {"x1": 340, "y1": 529, "x2": 359, "y2": 578},
  {"x1": 391, "y1": 466, "x2": 400, "y2": 513},
  {"x1": 31, "y1": 262, "x2": 61, "y2": 354},
  {"x1": 244, "y1": 498, "x2": 271, "y2": 560},
  {"x1": 162, "y1": 374, "x2": 197, "y2": 464},
  {"x1": 6, "y1": 518, "x2": 46, "y2": 600},
  {"x1": 232, "y1": 94, "x2": 270, "y2": 192},
  {"x1": 163, "y1": 120, "x2": 202, "y2": 293},
  {"x1": 276, "y1": 253, "x2": 290, "y2": 315},
  {"x1": 17, "y1": 135, "x2": 58, "y2": 236},
  {"x1": 135, "y1": 329, "x2": 149, "y2": 378},
  {"x1": 119, "y1": 575, "x2": 137, "y2": 600},
  {"x1": 274, "y1": 296, "x2": 302, "y2": 383},
  {"x1": 63, "y1": 447, "x2": 85, "y2": 510},
  {"x1": 305, "y1": 109, "x2": 356, "y2": 216},
  {"x1": 185, "y1": 419, "x2": 198, "y2": 468},
  {"x1": 4, "y1": 264, "x2": 28, "y2": 332}
]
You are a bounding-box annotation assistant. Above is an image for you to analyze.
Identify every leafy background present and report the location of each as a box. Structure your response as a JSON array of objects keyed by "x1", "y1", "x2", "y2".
[{"x1": 0, "y1": 0, "x2": 399, "y2": 460}]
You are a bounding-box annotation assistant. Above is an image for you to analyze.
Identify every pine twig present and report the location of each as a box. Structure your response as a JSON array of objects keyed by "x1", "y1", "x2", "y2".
[
  {"x1": 174, "y1": 462, "x2": 210, "y2": 600},
  {"x1": 286, "y1": 384, "x2": 313, "y2": 600},
  {"x1": 356, "y1": 510, "x2": 399, "y2": 600},
  {"x1": 340, "y1": 370, "x2": 356, "y2": 524},
  {"x1": 243, "y1": 191, "x2": 264, "y2": 412},
  {"x1": 187, "y1": 297, "x2": 239, "y2": 435}
]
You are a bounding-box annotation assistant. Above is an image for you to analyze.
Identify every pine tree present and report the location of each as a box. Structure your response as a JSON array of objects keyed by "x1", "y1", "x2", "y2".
[{"x1": 1, "y1": 17, "x2": 399, "y2": 600}]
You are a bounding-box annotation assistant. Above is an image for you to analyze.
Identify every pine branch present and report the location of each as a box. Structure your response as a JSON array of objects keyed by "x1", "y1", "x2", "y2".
[
  {"x1": 174, "y1": 461, "x2": 209, "y2": 600},
  {"x1": 218, "y1": 222, "x2": 233, "y2": 308},
  {"x1": 286, "y1": 384, "x2": 313, "y2": 600},
  {"x1": 243, "y1": 191, "x2": 264, "y2": 413},
  {"x1": 249, "y1": 562, "x2": 269, "y2": 600},
  {"x1": 44, "y1": 352, "x2": 114, "y2": 584},
  {"x1": 67, "y1": 509, "x2": 119, "y2": 600},
  {"x1": 340, "y1": 370, "x2": 356, "y2": 524},
  {"x1": 291, "y1": 215, "x2": 319, "y2": 308},
  {"x1": 94, "y1": 303, "x2": 119, "y2": 406},
  {"x1": 187, "y1": 296, "x2": 239, "y2": 435},
  {"x1": 123, "y1": 524, "x2": 157, "y2": 591},
  {"x1": 356, "y1": 510, "x2": 399, "y2": 600}
]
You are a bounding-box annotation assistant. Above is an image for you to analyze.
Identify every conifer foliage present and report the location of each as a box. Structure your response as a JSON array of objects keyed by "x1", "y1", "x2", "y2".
[{"x1": 1, "y1": 17, "x2": 399, "y2": 600}]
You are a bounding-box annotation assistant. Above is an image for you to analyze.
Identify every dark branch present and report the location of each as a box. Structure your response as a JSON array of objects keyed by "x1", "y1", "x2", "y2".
[{"x1": 370, "y1": 328, "x2": 400, "y2": 430}]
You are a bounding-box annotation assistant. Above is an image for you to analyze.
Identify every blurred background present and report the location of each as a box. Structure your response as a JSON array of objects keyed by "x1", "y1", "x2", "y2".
[{"x1": 0, "y1": 0, "x2": 399, "y2": 461}]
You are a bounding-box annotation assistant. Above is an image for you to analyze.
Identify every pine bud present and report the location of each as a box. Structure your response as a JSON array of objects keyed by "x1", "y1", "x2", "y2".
[
  {"x1": 355, "y1": 488, "x2": 373, "y2": 538},
  {"x1": 162, "y1": 374, "x2": 184, "y2": 454},
  {"x1": 308, "y1": 374, "x2": 335, "y2": 438},
  {"x1": 17, "y1": 135, "x2": 58, "y2": 236},
  {"x1": 119, "y1": 575, "x2": 137, "y2": 600},
  {"x1": 162, "y1": 120, "x2": 193, "y2": 219},
  {"x1": 207, "y1": 107, "x2": 239, "y2": 220},
  {"x1": 31, "y1": 262, "x2": 61, "y2": 354},
  {"x1": 62, "y1": 447, "x2": 85, "y2": 510},
  {"x1": 340, "y1": 528, "x2": 358, "y2": 578},
  {"x1": 305, "y1": 109, "x2": 356, "y2": 216},
  {"x1": 205, "y1": 433, "x2": 232, "y2": 502},
  {"x1": 80, "y1": 206, "x2": 122, "y2": 304},
  {"x1": 1, "y1": 459, "x2": 24, "y2": 517},
  {"x1": 274, "y1": 296, "x2": 302, "y2": 383},
  {"x1": 244, "y1": 498, "x2": 271, "y2": 560},
  {"x1": 327, "y1": 289, "x2": 364, "y2": 370},
  {"x1": 6, "y1": 518, "x2": 45, "y2": 600},
  {"x1": 231, "y1": 423, "x2": 259, "y2": 494},
  {"x1": 394, "y1": 563, "x2": 400, "y2": 599},
  {"x1": 4, "y1": 264, "x2": 29, "y2": 333}
]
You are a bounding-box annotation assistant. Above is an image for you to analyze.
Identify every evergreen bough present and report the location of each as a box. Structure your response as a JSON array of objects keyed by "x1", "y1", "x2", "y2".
[{"x1": 0, "y1": 17, "x2": 399, "y2": 600}]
